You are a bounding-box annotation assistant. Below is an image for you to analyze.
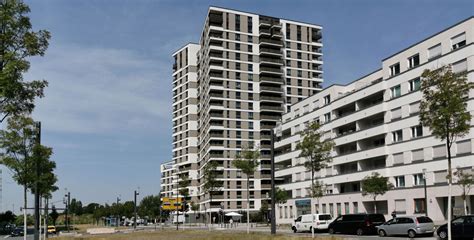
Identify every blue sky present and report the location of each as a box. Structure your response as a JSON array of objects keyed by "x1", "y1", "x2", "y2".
[{"x1": 2, "y1": 0, "x2": 472, "y2": 212}]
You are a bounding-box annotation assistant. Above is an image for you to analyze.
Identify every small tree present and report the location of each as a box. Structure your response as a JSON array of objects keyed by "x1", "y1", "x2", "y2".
[
  {"x1": 138, "y1": 195, "x2": 161, "y2": 224},
  {"x1": 361, "y1": 172, "x2": 393, "y2": 213},
  {"x1": 297, "y1": 122, "x2": 334, "y2": 238},
  {"x1": 420, "y1": 66, "x2": 472, "y2": 239},
  {"x1": 190, "y1": 202, "x2": 199, "y2": 225},
  {"x1": 454, "y1": 168, "x2": 474, "y2": 215},
  {"x1": 309, "y1": 180, "x2": 326, "y2": 214},
  {"x1": 49, "y1": 206, "x2": 59, "y2": 226},
  {"x1": 233, "y1": 145, "x2": 259, "y2": 234},
  {"x1": 202, "y1": 161, "x2": 222, "y2": 228},
  {"x1": 0, "y1": 0, "x2": 50, "y2": 122}
]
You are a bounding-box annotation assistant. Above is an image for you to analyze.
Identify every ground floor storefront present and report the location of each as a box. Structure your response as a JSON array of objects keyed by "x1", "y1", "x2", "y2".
[{"x1": 276, "y1": 185, "x2": 473, "y2": 225}]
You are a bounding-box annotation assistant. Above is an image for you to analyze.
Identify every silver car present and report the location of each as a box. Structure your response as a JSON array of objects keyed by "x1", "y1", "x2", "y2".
[{"x1": 376, "y1": 216, "x2": 435, "y2": 238}]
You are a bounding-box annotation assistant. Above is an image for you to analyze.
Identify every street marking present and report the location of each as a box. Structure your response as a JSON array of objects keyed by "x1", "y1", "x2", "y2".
[{"x1": 3, "y1": 236, "x2": 10, "y2": 239}]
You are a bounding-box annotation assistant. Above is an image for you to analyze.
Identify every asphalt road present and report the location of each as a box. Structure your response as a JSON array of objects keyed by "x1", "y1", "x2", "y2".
[
  {"x1": 0, "y1": 234, "x2": 34, "y2": 240},
  {"x1": 289, "y1": 232, "x2": 438, "y2": 240}
]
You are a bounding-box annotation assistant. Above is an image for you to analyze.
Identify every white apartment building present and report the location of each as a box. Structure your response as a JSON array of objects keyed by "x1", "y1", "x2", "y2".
[{"x1": 274, "y1": 17, "x2": 474, "y2": 224}]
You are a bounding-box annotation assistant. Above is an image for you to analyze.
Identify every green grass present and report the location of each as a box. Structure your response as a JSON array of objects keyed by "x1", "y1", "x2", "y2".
[{"x1": 54, "y1": 229, "x2": 342, "y2": 240}]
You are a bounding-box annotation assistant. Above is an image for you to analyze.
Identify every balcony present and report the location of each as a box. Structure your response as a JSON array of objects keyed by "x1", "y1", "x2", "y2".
[
  {"x1": 260, "y1": 57, "x2": 283, "y2": 65},
  {"x1": 259, "y1": 38, "x2": 283, "y2": 46},
  {"x1": 260, "y1": 66, "x2": 282, "y2": 75},
  {"x1": 261, "y1": 105, "x2": 283, "y2": 112},
  {"x1": 209, "y1": 152, "x2": 224, "y2": 158},
  {"x1": 209, "y1": 112, "x2": 224, "y2": 118},
  {"x1": 312, "y1": 30, "x2": 322, "y2": 42},
  {"x1": 261, "y1": 123, "x2": 276, "y2": 130},
  {"x1": 260, "y1": 47, "x2": 281, "y2": 55},
  {"x1": 260, "y1": 28, "x2": 271, "y2": 35},
  {"x1": 210, "y1": 72, "x2": 223, "y2": 78},
  {"x1": 260, "y1": 76, "x2": 283, "y2": 83},
  {"x1": 260, "y1": 86, "x2": 282, "y2": 92},
  {"x1": 173, "y1": 63, "x2": 177, "y2": 71},
  {"x1": 260, "y1": 114, "x2": 281, "y2": 120},
  {"x1": 260, "y1": 95, "x2": 282, "y2": 102},
  {"x1": 209, "y1": 92, "x2": 223, "y2": 98},
  {"x1": 209, "y1": 12, "x2": 223, "y2": 26}
]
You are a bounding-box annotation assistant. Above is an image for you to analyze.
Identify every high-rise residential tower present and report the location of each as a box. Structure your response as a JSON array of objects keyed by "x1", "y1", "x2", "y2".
[{"x1": 167, "y1": 6, "x2": 323, "y2": 215}]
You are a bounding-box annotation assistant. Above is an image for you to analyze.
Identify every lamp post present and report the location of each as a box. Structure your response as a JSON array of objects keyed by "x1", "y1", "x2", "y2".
[
  {"x1": 116, "y1": 196, "x2": 121, "y2": 226},
  {"x1": 134, "y1": 190, "x2": 139, "y2": 229},
  {"x1": 422, "y1": 168, "x2": 428, "y2": 216},
  {"x1": 270, "y1": 122, "x2": 281, "y2": 235}
]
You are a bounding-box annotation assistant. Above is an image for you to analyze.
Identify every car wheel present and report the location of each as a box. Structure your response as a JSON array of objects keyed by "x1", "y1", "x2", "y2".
[
  {"x1": 328, "y1": 228, "x2": 335, "y2": 234},
  {"x1": 378, "y1": 230, "x2": 387, "y2": 237},
  {"x1": 292, "y1": 226, "x2": 297, "y2": 233},
  {"x1": 438, "y1": 230, "x2": 447, "y2": 240},
  {"x1": 408, "y1": 230, "x2": 416, "y2": 238},
  {"x1": 356, "y1": 228, "x2": 364, "y2": 236}
]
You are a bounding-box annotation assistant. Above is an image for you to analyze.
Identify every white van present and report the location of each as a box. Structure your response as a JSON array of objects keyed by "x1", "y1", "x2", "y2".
[{"x1": 292, "y1": 214, "x2": 333, "y2": 233}]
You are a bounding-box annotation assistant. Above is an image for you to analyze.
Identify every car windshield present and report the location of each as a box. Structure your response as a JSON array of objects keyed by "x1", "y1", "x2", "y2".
[{"x1": 295, "y1": 216, "x2": 302, "y2": 222}]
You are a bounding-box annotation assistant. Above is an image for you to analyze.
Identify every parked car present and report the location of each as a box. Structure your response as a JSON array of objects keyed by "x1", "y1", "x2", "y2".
[
  {"x1": 292, "y1": 214, "x2": 333, "y2": 233},
  {"x1": 47, "y1": 225, "x2": 56, "y2": 234},
  {"x1": 376, "y1": 216, "x2": 435, "y2": 238},
  {"x1": 437, "y1": 215, "x2": 474, "y2": 240},
  {"x1": 10, "y1": 227, "x2": 24, "y2": 237},
  {"x1": 328, "y1": 213, "x2": 386, "y2": 235}
]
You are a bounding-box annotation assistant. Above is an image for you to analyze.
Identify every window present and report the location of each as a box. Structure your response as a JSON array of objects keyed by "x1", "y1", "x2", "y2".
[
  {"x1": 395, "y1": 176, "x2": 405, "y2": 188},
  {"x1": 414, "y1": 198, "x2": 426, "y2": 213},
  {"x1": 391, "y1": 85, "x2": 401, "y2": 98},
  {"x1": 452, "y1": 59, "x2": 467, "y2": 73},
  {"x1": 324, "y1": 113, "x2": 331, "y2": 123},
  {"x1": 235, "y1": 34, "x2": 240, "y2": 41},
  {"x1": 297, "y1": 43, "x2": 301, "y2": 50},
  {"x1": 286, "y1": 68, "x2": 291, "y2": 76},
  {"x1": 451, "y1": 33, "x2": 466, "y2": 50},
  {"x1": 297, "y1": 52, "x2": 302, "y2": 59},
  {"x1": 394, "y1": 199, "x2": 406, "y2": 214},
  {"x1": 324, "y1": 95, "x2": 331, "y2": 105},
  {"x1": 428, "y1": 44, "x2": 442, "y2": 59},
  {"x1": 235, "y1": 15, "x2": 240, "y2": 31},
  {"x1": 392, "y1": 130, "x2": 403, "y2": 142},
  {"x1": 353, "y1": 202, "x2": 358, "y2": 213},
  {"x1": 389, "y1": 63, "x2": 400, "y2": 76},
  {"x1": 411, "y1": 125, "x2": 423, "y2": 138},
  {"x1": 413, "y1": 173, "x2": 425, "y2": 186},
  {"x1": 247, "y1": 16, "x2": 252, "y2": 33},
  {"x1": 408, "y1": 54, "x2": 420, "y2": 68},
  {"x1": 297, "y1": 79, "x2": 302, "y2": 86},
  {"x1": 286, "y1": 50, "x2": 291, "y2": 58},
  {"x1": 409, "y1": 77, "x2": 421, "y2": 91},
  {"x1": 248, "y1": 64, "x2": 253, "y2": 72},
  {"x1": 247, "y1": 44, "x2": 252, "y2": 52}
]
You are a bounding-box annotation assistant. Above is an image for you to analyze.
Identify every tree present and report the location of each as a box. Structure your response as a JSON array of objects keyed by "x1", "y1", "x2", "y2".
[
  {"x1": 454, "y1": 168, "x2": 474, "y2": 215},
  {"x1": 190, "y1": 202, "x2": 199, "y2": 225},
  {"x1": 296, "y1": 122, "x2": 334, "y2": 237},
  {"x1": 138, "y1": 195, "x2": 161, "y2": 223},
  {"x1": 83, "y1": 203, "x2": 100, "y2": 215},
  {"x1": 419, "y1": 66, "x2": 472, "y2": 240},
  {"x1": 361, "y1": 172, "x2": 393, "y2": 213},
  {"x1": 275, "y1": 187, "x2": 289, "y2": 213},
  {"x1": 69, "y1": 198, "x2": 83, "y2": 216},
  {"x1": 202, "y1": 161, "x2": 223, "y2": 228},
  {"x1": 0, "y1": 211, "x2": 16, "y2": 224},
  {"x1": 49, "y1": 206, "x2": 59, "y2": 226},
  {"x1": 233, "y1": 145, "x2": 259, "y2": 234},
  {"x1": 309, "y1": 180, "x2": 326, "y2": 214},
  {"x1": 0, "y1": 0, "x2": 50, "y2": 122},
  {"x1": 31, "y1": 144, "x2": 58, "y2": 197},
  {"x1": 0, "y1": 115, "x2": 37, "y2": 236},
  {"x1": 259, "y1": 201, "x2": 269, "y2": 224}
]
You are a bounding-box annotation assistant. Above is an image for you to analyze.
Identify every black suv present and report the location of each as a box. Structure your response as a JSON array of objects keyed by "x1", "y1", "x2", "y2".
[
  {"x1": 437, "y1": 215, "x2": 474, "y2": 239},
  {"x1": 328, "y1": 213, "x2": 386, "y2": 235}
]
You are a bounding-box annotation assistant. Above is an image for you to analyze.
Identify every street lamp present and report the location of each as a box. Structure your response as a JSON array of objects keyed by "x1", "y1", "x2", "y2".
[
  {"x1": 271, "y1": 122, "x2": 282, "y2": 235},
  {"x1": 422, "y1": 168, "x2": 428, "y2": 217},
  {"x1": 134, "y1": 190, "x2": 139, "y2": 229}
]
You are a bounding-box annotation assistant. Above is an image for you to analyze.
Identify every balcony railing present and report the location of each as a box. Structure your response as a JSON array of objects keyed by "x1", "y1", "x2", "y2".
[
  {"x1": 260, "y1": 86, "x2": 282, "y2": 92},
  {"x1": 260, "y1": 96, "x2": 282, "y2": 101},
  {"x1": 259, "y1": 38, "x2": 283, "y2": 46},
  {"x1": 260, "y1": 76, "x2": 283, "y2": 83},
  {"x1": 260, "y1": 48, "x2": 281, "y2": 55}
]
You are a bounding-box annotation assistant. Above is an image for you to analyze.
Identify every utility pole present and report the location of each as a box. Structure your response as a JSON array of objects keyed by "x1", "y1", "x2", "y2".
[
  {"x1": 44, "y1": 197, "x2": 48, "y2": 239},
  {"x1": 134, "y1": 190, "x2": 139, "y2": 230},
  {"x1": 270, "y1": 130, "x2": 276, "y2": 235},
  {"x1": 423, "y1": 169, "x2": 428, "y2": 217},
  {"x1": 34, "y1": 122, "x2": 41, "y2": 240}
]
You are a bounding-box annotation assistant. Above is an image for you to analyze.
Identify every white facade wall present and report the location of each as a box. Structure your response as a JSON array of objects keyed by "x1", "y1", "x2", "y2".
[{"x1": 275, "y1": 17, "x2": 474, "y2": 225}]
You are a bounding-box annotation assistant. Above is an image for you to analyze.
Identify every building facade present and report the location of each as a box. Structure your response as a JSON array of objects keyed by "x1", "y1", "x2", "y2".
[
  {"x1": 168, "y1": 6, "x2": 323, "y2": 214},
  {"x1": 274, "y1": 17, "x2": 473, "y2": 224},
  {"x1": 160, "y1": 160, "x2": 177, "y2": 198}
]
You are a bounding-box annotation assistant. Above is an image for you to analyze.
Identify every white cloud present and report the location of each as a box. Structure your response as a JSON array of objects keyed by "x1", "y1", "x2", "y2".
[{"x1": 26, "y1": 43, "x2": 171, "y2": 135}]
